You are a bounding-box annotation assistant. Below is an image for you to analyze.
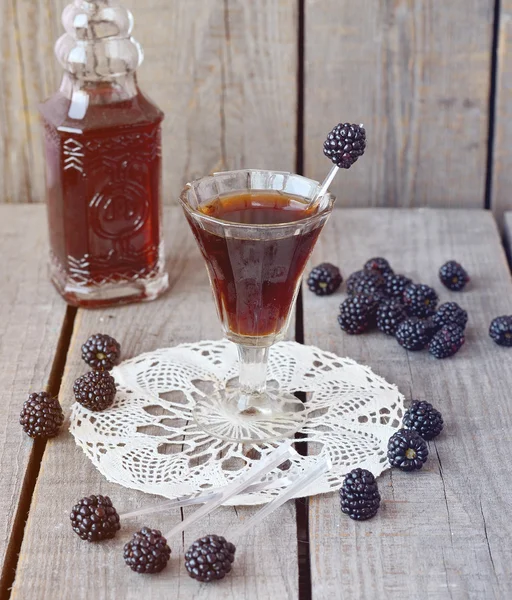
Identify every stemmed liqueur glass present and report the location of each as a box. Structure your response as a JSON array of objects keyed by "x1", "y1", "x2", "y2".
[{"x1": 179, "y1": 169, "x2": 334, "y2": 443}]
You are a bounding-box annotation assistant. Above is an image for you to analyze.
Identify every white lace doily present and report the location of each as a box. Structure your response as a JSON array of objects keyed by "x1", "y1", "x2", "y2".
[{"x1": 70, "y1": 340, "x2": 405, "y2": 505}]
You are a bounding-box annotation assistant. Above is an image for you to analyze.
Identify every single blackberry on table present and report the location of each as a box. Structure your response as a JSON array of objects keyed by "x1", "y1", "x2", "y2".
[
  {"x1": 387, "y1": 429, "x2": 428, "y2": 472},
  {"x1": 376, "y1": 298, "x2": 406, "y2": 336},
  {"x1": 403, "y1": 283, "x2": 438, "y2": 318},
  {"x1": 338, "y1": 294, "x2": 378, "y2": 334},
  {"x1": 429, "y1": 323, "x2": 465, "y2": 359},
  {"x1": 19, "y1": 392, "x2": 64, "y2": 439},
  {"x1": 385, "y1": 273, "x2": 413, "y2": 299},
  {"x1": 403, "y1": 400, "x2": 444, "y2": 441},
  {"x1": 70, "y1": 494, "x2": 120, "y2": 542},
  {"x1": 439, "y1": 260, "x2": 470, "y2": 291},
  {"x1": 185, "y1": 534, "x2": 236, "y2": 582},
  {"x1": 395, "y1": 317, "x2": 433, "y2": 351},
  {"x1": 323, "y1": 123, "x2": 367, "y2": 169},
  {"x1": 432, "y1": 302, "x2": 468, "y2": 331},
  {"x1": 489, "y1": 316, "x2": 512, "y2": 347},
  {"x1": 307, "y1": 263, "x2": 343, "y2": 296},
  {"x1": 339, "y1": 468, "x2": 381, "y2": 521},
  {"x1": 347, "y1": 270, "x2": 386, "y2": 298},
  {"x1": 73, "y1": 370, "x2": 117, "y2": 412},
  {"x1": 82, "y1": 333, "x2": 121, "y2": 371},
  {"x1": 124, "y1": 527, "x2": 171, "y2": 574},
  {"x1": 364, "y1": 257, "x2": 393, "y2": 278}
]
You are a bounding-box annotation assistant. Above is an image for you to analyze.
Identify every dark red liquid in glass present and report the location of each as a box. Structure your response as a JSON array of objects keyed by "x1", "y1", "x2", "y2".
[
  {"x1": 40, "y1": 86, "x2": 163, "y2": 307},
  {"x1": 189, "y1": 191, "x2": 322, "y2": 338}
]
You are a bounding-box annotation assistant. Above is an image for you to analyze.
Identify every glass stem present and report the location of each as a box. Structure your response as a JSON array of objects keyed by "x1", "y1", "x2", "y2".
[{"x1": 237, "y1": 345, "x2": 269, "y2": 412}]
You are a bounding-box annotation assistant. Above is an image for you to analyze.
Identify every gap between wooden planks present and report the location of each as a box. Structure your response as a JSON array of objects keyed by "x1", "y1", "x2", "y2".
[
  {"x1": 505, "y1": 212, "x2": 512, "y2": 259},
  {"x1": 303, "y1": 209, "x2": 512, "y2": 600},
  {"x1": 11, "y1": 207, "x2": 299, "y2": 600},
  {"x1": 0, "y1": 206, "x2": 73, "y2": 598}
]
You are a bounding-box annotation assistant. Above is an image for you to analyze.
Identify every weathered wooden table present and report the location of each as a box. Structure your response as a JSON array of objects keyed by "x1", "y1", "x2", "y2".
[{"x1": 1, "y1": 205, "x2": 512, "y2": 600}]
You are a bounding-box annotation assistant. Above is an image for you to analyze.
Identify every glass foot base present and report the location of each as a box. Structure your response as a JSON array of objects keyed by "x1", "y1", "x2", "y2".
[{"x1": 193, "y1": 384, "x2": 306, "y2": 442}]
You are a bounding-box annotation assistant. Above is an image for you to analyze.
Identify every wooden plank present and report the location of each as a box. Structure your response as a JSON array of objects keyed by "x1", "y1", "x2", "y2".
[
  {"x1": 303, "y1": 209, "x2": 512, "y2": 599},
  {"x1": 0, "y1": 0, "x2": 52, "y2": 203},
  {"x1": 6, "y1": 0, "x2": 297, "y2": 203},
  {"x1": 12, "y1": 206, "x2": 299, "y2": 600},
  {"x1": 493, "y1": 5, "x2": 512, "y2": 228},
  {"x1": 0, "y1": 206, "x2": 70, "y2": 589},
  {"x1": 139, "y1": 0, "x2": 298, "y2": 188},
  {"x1": 304, "y1": 1, "x2": 494, "y2": 208}
]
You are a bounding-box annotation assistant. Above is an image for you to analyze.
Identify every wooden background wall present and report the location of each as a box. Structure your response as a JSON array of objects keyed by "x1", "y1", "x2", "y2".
[{"x1": 1, "y1": 0, "x2": 510, "y2": 223}]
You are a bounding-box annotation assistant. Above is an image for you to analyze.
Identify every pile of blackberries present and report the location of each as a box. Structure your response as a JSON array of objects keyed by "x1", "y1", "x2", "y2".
[{"x1": 309, "y1": 258, "x2": 472, "y2": 359}]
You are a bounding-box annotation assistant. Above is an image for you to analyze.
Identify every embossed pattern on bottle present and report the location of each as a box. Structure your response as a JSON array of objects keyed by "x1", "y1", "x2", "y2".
[{"x1": 42, "y1": 94, "x2": 164, "y2": 300}]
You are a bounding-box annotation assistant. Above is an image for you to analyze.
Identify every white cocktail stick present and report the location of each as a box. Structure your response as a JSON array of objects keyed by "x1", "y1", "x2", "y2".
[
  {"x1": 164, "y1": 443, "x2": 297, "y2": 540},
  {"x1": 232, "y1": 456, "x2": 331, "y2": 540}
]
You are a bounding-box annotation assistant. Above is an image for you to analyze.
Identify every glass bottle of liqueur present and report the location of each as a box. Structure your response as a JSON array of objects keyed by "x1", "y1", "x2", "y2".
[{"x1": 40, "y1": 0, "x2": 168, "y2": 307}]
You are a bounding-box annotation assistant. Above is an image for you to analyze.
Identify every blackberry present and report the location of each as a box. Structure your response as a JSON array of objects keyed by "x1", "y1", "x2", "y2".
[
  {"x1": 489, "y1": 315, "x2": 512, "y2": 347},
  {"x1": 385, "y1": 273, "x2": 413, "y2": 299},
  {"x1": 439, "y1": 261, "x2": 469, "y2": 291},
  {"x1": 82, "y1": 333, "x2": 121, "y2": 371},
  {"x1": 307, "y1": 263, "x2": 343, "y2": 296},
  {"x1": 70, "y1": 494, "x2": 121, "y2": 542},
  {"x1": 429, "y1": 323, "x2": 465, "y2": 359},
  {"x1": 339, "y1": 468, "x2": 381, "y2": 521},
  {"x1": 73, "y1": 370, "x2": 117, "y2": 412},
  {"x1": 403, "y1": 283, "x2": 438, "y2": 318},
  {"x1": 185, "y1": 534, "x2": 236, "y2": 582},
  {"x1": 19, "y1": 392, "x2": 64, "y2": 439},
  {"x1": 432, "y1": 302, "x2": 468, "y2": 331},
  {"x1": 323, "y1": 123, "x2": 366, "y2": 169},
  {"x1": 347, "y1": 270, "x2": 386, "y2": 298},
  {"x1": 403, "y1": 400, "x2": 443, "y2": 441},
  {"x1": 124, "y1": 527, "x2": 171, "y2": 574},
  {"x1": 338, "y1": 294, "x2": 378, "y2": 334},
  {"x1": 376, "y1": 298, "x2": 406, "y2": 336},
  {"x1": 346, "y1": 270, "x2": 365, "y2": 294},
  {"x1": 387, "y1": 429, "x2": 428, "y2": 471},
  {"x1": 395, "y1": 317, "x2": 433, "y2": 351},
  {"x1": 364, "y1": 257, "x2": 393, "y2": 278},
  {"x1": 423, "y1": 317, "x2": 439, "y2": 339}
]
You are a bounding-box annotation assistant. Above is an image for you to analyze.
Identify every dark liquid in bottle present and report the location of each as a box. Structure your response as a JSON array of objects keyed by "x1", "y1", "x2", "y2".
[
  {"x1": 188, "y1": 191, "x2": 322, "y2": 338},
  {"x1": 40, "y1": 88, "x2": 163, "y2": 307}
]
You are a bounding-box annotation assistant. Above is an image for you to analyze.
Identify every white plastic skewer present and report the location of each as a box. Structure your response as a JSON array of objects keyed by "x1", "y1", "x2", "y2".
[
  {"x1": 310, "y1": 164, "x2": 338, "y2": 209},
  {"x1": 164, "y1": 443, "x2": 297, "y2": 540},
  {"x1": 119, "y1": 477, "x2": 293, "y2": 521},
  {"x1": 232, "y1": 456, "x2": 331, "y2": 540}
]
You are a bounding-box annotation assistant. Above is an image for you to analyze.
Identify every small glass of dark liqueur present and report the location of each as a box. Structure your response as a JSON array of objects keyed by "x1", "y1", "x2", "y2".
[{"x1": 179, "y1": 170, "x2": 334, "y2": 443}]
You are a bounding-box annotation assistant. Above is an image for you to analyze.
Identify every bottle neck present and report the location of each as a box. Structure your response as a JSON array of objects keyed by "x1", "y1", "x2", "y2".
[{"x1": 59, "y1": 72, "x2": 139, "y2": 113}]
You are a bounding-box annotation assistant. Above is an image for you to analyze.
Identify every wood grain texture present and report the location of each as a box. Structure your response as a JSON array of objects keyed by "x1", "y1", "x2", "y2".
[
  {"x1": 305, "y1": 1, "x2": 494, "y2": 208},
  {"x1": 492, "y1": 3, "x2": 512, "y2": 228},
  {"x1": 0, "y1": 205, "x2": 69, "y2": 588},
  {"x1": 303, "y1": 209, "x2": 512, "y2": 599},
  {"x1": 12, "y1": 207, "x2": 299, "y2": 600},
  {"x1": 0, "y1": 0, "x2": 58, "y2": 203},
  {"x1": 3, "y1": 0, "x2": 297, "y2": 203}
]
